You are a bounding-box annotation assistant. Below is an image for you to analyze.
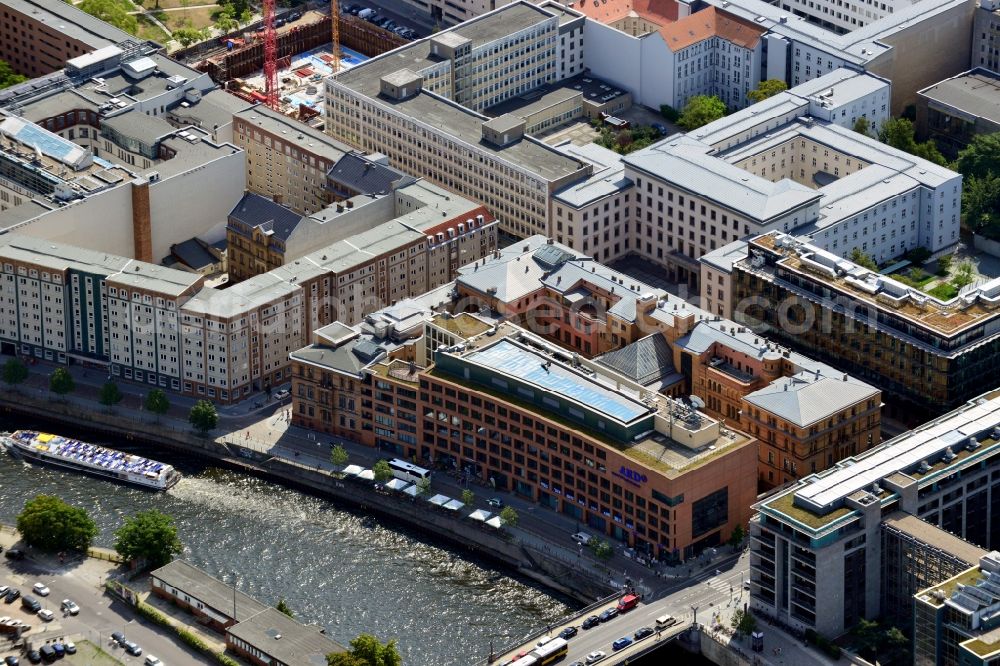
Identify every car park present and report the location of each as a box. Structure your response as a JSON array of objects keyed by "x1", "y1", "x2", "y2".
[
  {"x1": 60, "y1": 599, "x2": 79, "y2": 615},
  {"x1": 581, "y1": 615, "x2": 600, "y2": 629},
  {"x1": 559, "y1": 626, "x2": 577, "y2": 639},
  {"x1": 612, "y1": 636, "x2": 633, "y2": 651},
  {"x1": 634, "y1": 626, "x2": 655, "y2": 640},
  {"x1": 31, "y1": 583, "x2": 49, "y2": 597},
  {"x1": 36, "y1": 609, "x2": 54, "y2": 622},
  {"x1": 598, "y1": 607, "x2": 619, "y2": 622},
  {"x1": 585, "y1": 651, "x2": 605, "y2": 664}
]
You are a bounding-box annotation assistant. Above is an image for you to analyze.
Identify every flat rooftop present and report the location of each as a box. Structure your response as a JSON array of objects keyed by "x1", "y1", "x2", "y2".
[
  {"x1": 235, "y1": 103, "x2": 352, "y2": 161},
  {"x1": 882, "y1": 511, "x2": 986, "y2": 565},
  {"x1": 2, "y1": 0, "x2": 136, "y2": 48},
  {"x1": 150, "y1": 559, "x2": 268, "y2": 622},
  {"x1": 918, "y1": 69, "x2": 1000, "y2": 125},
  {"x1": 228, "y1": 608, "x2": 346, "y2": 663},
  {"x1": 485, "y1": 74, "x2": 625, "y2": 120}
]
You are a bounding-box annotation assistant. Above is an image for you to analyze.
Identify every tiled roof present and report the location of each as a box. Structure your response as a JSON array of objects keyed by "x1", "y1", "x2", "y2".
[
  {"x1": 595, "y1": 333, "x2": 676, "y2": 386},
  {"x1": 227, "y1": 193, "x2": 302, "y2": 242},
  {"x1": 659, "y1": 7, "x2": 765, "y2": 51},
  {"x1": 327, "y1": 154, "x2": 415, "y2": 196}
]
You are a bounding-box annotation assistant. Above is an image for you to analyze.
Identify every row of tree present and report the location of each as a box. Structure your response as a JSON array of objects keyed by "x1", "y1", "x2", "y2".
[
  {"x1": 16, "y1": 494, "x2": 182, "y2": 567},
  {"x1": 1, "y1": 359, "x2": 218, "y2": 432},
  {"x1": 660, "y1": 79, "x2": 789, "y2": 131}
]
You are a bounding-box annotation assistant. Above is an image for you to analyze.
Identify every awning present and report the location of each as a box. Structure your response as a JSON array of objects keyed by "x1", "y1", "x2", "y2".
[
  {"x1": 403, "y1": 485, "x2": 419, "y2": 497},
  {"x1": 384, "y1": 479, "x2": 411, "y2": 491},
  {"x1": 485, "y1": 516, "x2": 503, "y2": 529},
  {"x1": 468, "y1": 509, "x2": 492, "y2": 522},
  {"x1": 357, "y1": 469, "x2": 375, "y2": 481},
  {"x1": 342, "y1": 465, "x2": 364, "y2": 476},
  {"x1": 428, "y1": 494, "x2": 450, "y2": 507},
  {"x1": 444, "y1": 499, "x2": 464, "y2": 511}
]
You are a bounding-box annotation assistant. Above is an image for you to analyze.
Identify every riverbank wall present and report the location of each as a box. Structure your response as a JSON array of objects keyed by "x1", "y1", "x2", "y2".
[{"x1": 0, "y1": 392, "x2": 616, "y2": 605}]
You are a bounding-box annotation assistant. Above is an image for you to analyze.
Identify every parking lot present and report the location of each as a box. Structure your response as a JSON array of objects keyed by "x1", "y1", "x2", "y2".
[{"x1": 0, "y1": 542, "x2": 213, "y2": 666}]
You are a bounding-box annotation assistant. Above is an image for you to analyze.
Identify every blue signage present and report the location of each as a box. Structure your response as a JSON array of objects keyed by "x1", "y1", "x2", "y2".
[{"x1": 614, "y1": 466, "x2": 647, "y2": 485}]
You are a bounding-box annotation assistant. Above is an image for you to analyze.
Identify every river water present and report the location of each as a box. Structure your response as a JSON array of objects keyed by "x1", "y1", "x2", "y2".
[{"x1": 0, "y1": 419, "x2": 571, "y2": 665}]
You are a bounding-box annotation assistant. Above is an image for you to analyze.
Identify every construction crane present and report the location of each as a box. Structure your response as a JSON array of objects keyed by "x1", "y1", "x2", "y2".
[
  {"x1": 262, "y1": 0, "x2": 278, "y2": 109},
  {"x1": 331, "y1": 0, "x2": 341, "y2": 73}
]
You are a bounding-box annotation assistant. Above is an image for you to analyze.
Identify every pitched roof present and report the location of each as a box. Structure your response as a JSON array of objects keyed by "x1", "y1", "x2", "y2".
[
  {"x1": 742, "y1": 370, "x2": 879, "y2": 427},
  {"x1": 150, "y1": 560, "x2": 268, "y2": 623},
  {"x1": 570, "y1": 0, "x2": 679, "y2": 24},
  {"x1": 326, "y1": 153, "x2": 415, "y2": 196},
  {"x1": 228, "y1": 608, "x2": 346, "y2": 665},
  {"x1": 227, "y1": 193, "x2": 303, "y2": 242},
  {"x1": 595, "y1": 333, "x2": 677, "y2": 385},
  {"x1": 659, "y1": 7, "x2": 765, "y2": 51}
]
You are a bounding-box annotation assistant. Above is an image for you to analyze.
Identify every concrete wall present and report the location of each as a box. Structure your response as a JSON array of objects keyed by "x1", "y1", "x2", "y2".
[
  {"x1": 700, "y1": 631, "x2": 751, "y2": 666},
  {"x1": 584, "y1": 22, "x2": 644, "y2": 105},
  {"x1": 640, "y1": 33, "x2": 677, "y2": 109}
]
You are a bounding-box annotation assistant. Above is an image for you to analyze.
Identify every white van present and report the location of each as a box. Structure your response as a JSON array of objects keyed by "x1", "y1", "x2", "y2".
[
  {"x1": 655, "y1": 614, "x2": 675, "y2": 628},
  {"x1": 571, "y1": 532, "x2": 592, "y2": 546}
]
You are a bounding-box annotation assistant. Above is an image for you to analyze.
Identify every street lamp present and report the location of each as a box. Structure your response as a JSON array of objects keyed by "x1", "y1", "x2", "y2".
[{"x1": 691, "y1": 604, "x2": 700, "y2": 628}]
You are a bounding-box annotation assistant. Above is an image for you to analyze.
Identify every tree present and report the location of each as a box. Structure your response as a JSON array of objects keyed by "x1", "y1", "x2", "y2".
[
  {"x1": 2, "y1": 357, "x2": 27, "y2": 389},
  {"x1": 189, "y1": 399, "x2": 218, "y2": 433},
  {"x1": 963, "y1": 174, "x2": 1000, "y2": 234},
  {"x1": 677, "y1": 95, "x2": 726, "y2": 131},
  {"x1": 853, "y1": 116, "x2": 871, "y2": 137},
  {"x1": 731, "y1": 608, "x2": 757, "y2": 637},
  {"x1": 17, "y1": 495, "x2": 98, "y2": 552},
  {"x1": 747, "y1": 78, "x2": 787, "y2": 104},
  {"x1": 905, "y1": 246, "x2": 932, "y2": 266},
  {"x1": 878, "y1": 117, "x2": 917, "y2": 152},
  {"x1": 461, "y1": 488, "x2": 475, "y2": 506},
  {"x1": 912, "y1": 140, "x2": 948, "y2": 167},
  {"x1": 238, "y1": 7, "x2": 253, "y2": 25},
  {"x1": 953, "y1": 259, "x2": 976, "y2": 288},
  {"x1": 852, "y1": 618, "x2": 882, "y2": 660},
  {"x1": 49, "y1": 367, "x2": 75, "y2": 397},
  {"x1": 327, "y1": 656, "x2": 368, "y2": 666},
  {"x1": 0, "y1": 59, "x2": 27, "y2": 90},
  {"x1": 881, "y1": 626, "x2": 910, "y2": 666},
  {"x1": 144, "y1": 389, "x2": 170, "y2": 421},
  {"x1": 218, "y1": 0, "x2": 250, "y2": 18},
  {"x1": 78, "y1": 0, "x2": 138, "y2": 34},
  {"x1": 589, "y1": 538, "x2": 613, "y2": 561},
  {"x1": 275, "y1": 598, "x2": 294, "y2": 618},
  {"x1": 850, "y1": 247, "x2": 877, "y2": 270},
  {"x1": 416, "y1": 476, "x2": 431, "y2": 496},
  {"x1": 660, "y1": 104, "x2": 680, "y2": 123},
  {"x1": 113, "y1": 509, "x2": 183, "y2": 568},
  {"x1": 373, "y1": 459, "x2": 393, "y2": 483},
  {"x1": 937, "y1": 254, "x2": 953, "y2": 276},
  {"x1": 728, "y1": 524, "x2": 745, "y2": 549},
  {"x1": 173, "y1": 27, "x2": 206, "y2": 47},
  {"x1": 215, "y1": 2, "x2": 238, "y2": 31},
  {"x1": 956, "y1": 132, "x2": 1000, "y2": 181},
  {"x1": 330, "y1": 444, "x2": 348, "y2": 468},
  {"x1": 348, "y1": 634, "x2": 402, "y2": 666},
  {"x1": 499, "y1": 505, "x2": 519, "y2": 528},
  {"x1": 99, "y1": 381, "x2": 124, "y2": 410}
]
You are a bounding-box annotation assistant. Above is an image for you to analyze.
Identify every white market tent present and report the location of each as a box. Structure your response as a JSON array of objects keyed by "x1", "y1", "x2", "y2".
[
  {"x1": 428, "y1": 494, "x2": 450, "y2": 507},
  {"x1": 485, "y1": 516, "x2": 503, "y2": 529},
  {"x1": 342, "y1": 465, "x2": 364, "y2": 476},
  {"x1": 357, "y1": 469, "x2": 375, "y2": 481},
  {"x1": 383, "y1": 478, "x2": 411, "y2": 491},
  {"x1": 444, "y1": 499, "x2": 464, "y2": 511},
  {"x1": 468, "y1": 509, "x2": 492, "y2": 522},
  {"x1": 403, "y1": 485, "x2": 420, "y2": 497}
]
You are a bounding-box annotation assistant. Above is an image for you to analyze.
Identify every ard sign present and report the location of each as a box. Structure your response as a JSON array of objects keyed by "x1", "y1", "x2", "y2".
[{"x1": 615, "y1": 466, "x2": 647, "y2": 485}]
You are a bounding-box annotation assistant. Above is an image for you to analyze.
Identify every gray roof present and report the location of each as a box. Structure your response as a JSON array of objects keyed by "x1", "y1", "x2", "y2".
[
  {"x1": 168, "y1": 89, "x2": 251, "y2": 131},
  {"x1": 595, "y1": 334, "x2": 676, "y2": 386},
  {"x1": 327, "y1": 153, "x2": 414, "y2": 195},
  {"x1": 457, "y1": 236, "x2": 586, "y2": 302},
  {"x1": 235, "y1": 104, "x2": 352, "y2": 162},
  {"x1": 553, "y1": 143, "x2": 630, "y2": 209},
  {"x1": 289, "y1": 340, "x2": 372, "y2": 376},
  {"x1": 918, "y1": 68, "x2": 1000, "y2": 125},
  {"x1": 228, "y1": 608, "x2": 346, "y2": 665},
  {"x1": 101, "y1": 110, "x2": 177, "y2": 145},
  {"x1": 742, "y1": 370, "x2": 879, "y2": 427},
  {"x1": 150, "y1": 560, "x2": 268, "y2": 623},
  {"x1": 625, "y1": 135, "x2": 820, "y2": 223},
  {"x1": 171, "y1": 239, "x2": 217, "y2": 270},
  {"x1": 1, "y1": 0, "x2": 136, "y2": 49},
  {"x1": 700, "y1": 240, "x2": 749, "y2": 274},
  {"x1": 228, "y1": 193, "x2": 303, "y2": 242},
  {"x1": 882, "y1": 511, "x2": 986, "y2": 566}
]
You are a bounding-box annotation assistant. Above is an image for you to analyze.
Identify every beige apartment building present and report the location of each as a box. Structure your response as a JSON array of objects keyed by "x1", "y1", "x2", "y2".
[{"x1": 233, "y1": 104, "x2": 354, "y2": 215}]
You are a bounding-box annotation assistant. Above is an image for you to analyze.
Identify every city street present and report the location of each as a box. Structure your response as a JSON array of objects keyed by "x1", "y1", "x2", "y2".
[{"x1": 0, "y1": 528, "x2": 213, "y2": 665}]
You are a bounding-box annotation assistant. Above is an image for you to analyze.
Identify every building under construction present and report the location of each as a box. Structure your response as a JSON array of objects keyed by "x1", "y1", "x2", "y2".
[{"x1": 195, "y1": 10, "x2": 406, "y2": 83}]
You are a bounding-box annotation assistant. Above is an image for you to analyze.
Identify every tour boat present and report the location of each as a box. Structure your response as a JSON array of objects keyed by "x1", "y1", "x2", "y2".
[{"x1": 2, "y1": 430, "x2": 180, "y2": 490}]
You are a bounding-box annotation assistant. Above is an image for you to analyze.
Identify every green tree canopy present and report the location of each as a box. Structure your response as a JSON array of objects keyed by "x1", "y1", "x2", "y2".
[
  {"x1": 330, "y1": 444, "x2": 349, "y2": 468},
  {"x1": 731, "y1": 608, "x2": 757, "y2": 637},
  {"x1": 372, "y1": 459, "x2": 393, "y2": 483},
  {"x1": 218, "y1": 0, "x2": 249, "y2": 18},
  {"x1": 853, "y1": 116, "x2": 871, "y2": 137},
  {"x1": 677, "y1": 95, "x2": 726, "y2": 131},
  {"x1": 99, "y1": 381, "x2": 124, "y2": 409},
  {"x1": 461, "y1": 488, "x2": 475, "y2": 506},
  {"x1": 275, "y1": 598, "x2": 294, "y2": 618},
  {"x1": 173, "y1": 27, "x2": 206, "y2": 46},
  {"x1": 729, "y1": 524, "x2": 745, "y2": 548},
  {"x1": 2, "y1": 357, "x2": 28, "y2": 388},
  {"x1": 416, "y1": 477, "x2": 431, "y2": 496},
  {"x1": 964, "y1": 174, "x2": 1000, "y2": 235},
  {"x1": 0, "y1": 60, "x2": 27, "y2": 90},
  {"x1": 956, "y1": 132, "x2": 1000, "y2": 180},
  {"x1": 338, "y1": 634, "x2": 402, "y2": 666},
  {"x1": 49, "y1": 367, "x2": 75, "y2": 396},
  {"x1": 589, "y1": 538, "x2": 613, "y2": 561},
  {"x1": 78, "y1": 0, "x2": 138, "y2": 35},
  {"x1": 499, "y1": 505, "x2": 519, "y2": 528},
  {"x1": 189, "y1": 399, "x2": 218, "y2": 433},
  {"x1": 144, "y1": 389, "x2": 170, "y2": 419},
  {"x1": 327, "y1": 656, "x2": 368, "y2": 666},
  {"x1": 660, "y1": 104, "x2": 679, "y2": 123},
  {"x1": 17, "y1": 494, "x2": 98, "y2": 552},
  {"x1": 747, "y1": 79, "x2": 787, "y2": 103},
  {"x1": 114, "y1": 509, "x2": 183, "y2": 568},
  {"x1": 850, "y1": 247, "x2": 877, "y2": 270},
  {"x1": 878, "y1": 117, "x2": 947, "y2": 166}
]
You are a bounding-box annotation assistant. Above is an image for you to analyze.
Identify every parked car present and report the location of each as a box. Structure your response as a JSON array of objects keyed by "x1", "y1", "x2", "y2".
[
  {"x1": 61, "y1": 599, "x2": 79, "y2": 615},
  {"x1": 124, "y1": 641, "x2": 142, "y2": 656},
  {"x1": 598, "y1": 607, "x2": 619, "y2": 622},
  {"x1": 36, "y1": 609, "x2": 54, "y2": 622},
  {"x1": 37, "y1": 646, "x2": 55, "y2": 663},
  {"x1": 4, "y1": 549, "x2": 24, "y2": 560},
  {"x1": 612, "y1": 636, "x2": 633, "y2": 651},
  {"x1": 24, "y1": 651, "x2": 40, "y2": 664},
  {"x1": 144, "y1": 657, "x2": 163, "y2": 666},
  {"x1": 273, "y1": 389, "x2": 291, "y2": 400},
  {"x1": 32, "y1": 583, "x2": 50, "y2": 597},
  {"x1": 111, "y1": 631, "x2": 127, "y2": 646},
  {"x1": 3, "y1": 589, "x2": 20, "y2": 603},
  {"x1": 585, "y1": 651, "x2": 605, "y2": 664},
  {"x1": 571, "y1": 532, "x2": 592, "y2": 546},
  {"x1": 486, "y1": 497, "x2": 503, "y2": 509},
  {"x1": 0, "y1": 586, "x2": 8, "y2": 597},
  {"x1": 652, "y1": 123, "x2": 669, "y2": 136},
  {"x1": 64, "y1": 643, "x2": 76, "y2": 655},
  {"x1": 21, "y1": 595, "x2": 40, "y2": 613},
  {"x1": 616, "y1": 594, "x2": 639, "y2": 613},
  {"x1": 634, "y1": 626, "x2": 655, "y2": 640},
  {"x1": 346, "y1": 4, "x2": 362, "y2": 14},
  {"x1": 50, "y1": 643, "x2": 64, "y2": 658},
  {"x1": 581, "y1": 615, "x2": 600, "y2": 629},
  {"x1": 5, "y1": 656, "x2": 19, "y2": 666},
  {"x1": 559, "y1": 626, "x2": 578, "y2": 639},
  {"x1": 383, "y1": 20, "x2": 397, "y2": 31}
]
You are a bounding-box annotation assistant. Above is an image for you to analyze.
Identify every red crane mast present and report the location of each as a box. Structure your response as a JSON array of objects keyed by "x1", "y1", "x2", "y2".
[{"x1": 262, "y1": 0, "x2": 278, "y2": 110}]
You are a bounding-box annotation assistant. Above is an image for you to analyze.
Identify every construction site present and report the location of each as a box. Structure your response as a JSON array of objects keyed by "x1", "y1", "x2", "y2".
[{"x1": 185, "y1": 6, "x2": 407, "y2": 120}]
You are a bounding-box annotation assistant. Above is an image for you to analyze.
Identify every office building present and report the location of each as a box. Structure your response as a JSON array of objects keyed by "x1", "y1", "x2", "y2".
[
  {"x1": 974, "y1": 0, "x2": 1000, "y2": 73},
  {"x1": 750, "y1": 389, "x2": 1000, "y2": 638},
  {"x1": 914, "y1": 551, "x2": 1000, "y2": 666},
  {"x1": 733, "y1": 232, "x2": 1000, "y2": 414},
  {"x1": 917, "y1": 69, "x2": 1000, "y2": 159}
]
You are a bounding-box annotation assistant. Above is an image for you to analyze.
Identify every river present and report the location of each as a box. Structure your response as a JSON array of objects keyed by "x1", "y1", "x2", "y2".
[{"x1": 0, "y1": 419, "x2": 571, "y2": 665}]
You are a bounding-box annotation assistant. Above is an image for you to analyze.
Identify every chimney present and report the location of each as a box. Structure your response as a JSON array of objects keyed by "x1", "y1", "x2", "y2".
[{"x1": 130, "y1": 178, "x2": 152, "y2": 262}]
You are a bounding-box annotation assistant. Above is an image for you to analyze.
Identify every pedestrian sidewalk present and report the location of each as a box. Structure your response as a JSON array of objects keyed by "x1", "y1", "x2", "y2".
[{"x1": 706, "y1": 601, "x2": 845, "y2": 666}]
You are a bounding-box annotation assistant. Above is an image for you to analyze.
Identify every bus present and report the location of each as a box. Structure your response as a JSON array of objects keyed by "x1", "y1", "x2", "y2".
[
  {"x1": 388, "y1": 458, "x2": 431, "y2": 484},
  {"x1": 531, "y1": 637, "x2": 568, "y2": 665}
]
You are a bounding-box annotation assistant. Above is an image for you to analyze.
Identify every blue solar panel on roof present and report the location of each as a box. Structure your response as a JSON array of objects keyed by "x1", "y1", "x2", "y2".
[
  {"x1": 470, "y1": 340, "x2": 647, "y2": 422},
  {"x1": 15, "y1": 122, "x2": 80, "y2": 161}
]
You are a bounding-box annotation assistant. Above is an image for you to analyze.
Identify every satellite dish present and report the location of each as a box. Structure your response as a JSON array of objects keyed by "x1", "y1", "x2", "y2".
[{"x1": 690, "y1": 395, "x2": 706, "y2": 410}]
